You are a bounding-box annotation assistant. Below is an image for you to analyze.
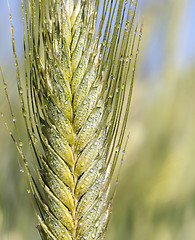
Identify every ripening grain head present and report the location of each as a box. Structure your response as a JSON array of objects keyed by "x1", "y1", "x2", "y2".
[{"x1": 1, "y1": 0, "x2": 142, "y2": 239}]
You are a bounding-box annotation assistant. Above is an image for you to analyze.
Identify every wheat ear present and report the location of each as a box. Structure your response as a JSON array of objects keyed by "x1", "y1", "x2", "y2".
[{"x1": 1, "y1": 0, "x2": 142, "y2": 239}]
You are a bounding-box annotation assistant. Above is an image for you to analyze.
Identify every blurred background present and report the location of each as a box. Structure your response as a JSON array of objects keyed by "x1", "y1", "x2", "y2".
[{"x1": 0, "y1": 0, "x2": 195, "y2": 239}]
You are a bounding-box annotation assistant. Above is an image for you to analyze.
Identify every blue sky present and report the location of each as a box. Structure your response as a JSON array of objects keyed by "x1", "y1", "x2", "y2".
[
  {"x1": 0, "y1": 0, "x2": 195, "y2": 74},
  {"x1": 176, "y1": 0, "x2": 195, "y2": 67}
]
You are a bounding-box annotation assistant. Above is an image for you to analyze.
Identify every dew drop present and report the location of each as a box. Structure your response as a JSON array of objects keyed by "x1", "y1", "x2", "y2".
[
  {"x1": 13, "y1": 117, "x2": 16, "y2": 123},
  {"x1": 19, "y1": 89, "x2": 23, "y2": 95},
  {"x1": 4, "y1": 84, "x2": 7, "y2": 90}
]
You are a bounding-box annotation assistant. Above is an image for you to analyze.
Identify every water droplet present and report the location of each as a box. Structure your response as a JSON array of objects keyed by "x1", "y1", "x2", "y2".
[
  {"x1": 95, "y1": 222, "x2": 99, "y2": 227},
  {"x1": 20, "y1": 169, "x2": 24, "y2": 173},
  {"x1": 19, "y1": 88, "x2": 23, "y2": 95},
  {"x1": 4, "y1": 84, "x2": 7, "y2": 90},
  {"x1": 13, "y1": 117, "x2": 16, "y2": 123}
]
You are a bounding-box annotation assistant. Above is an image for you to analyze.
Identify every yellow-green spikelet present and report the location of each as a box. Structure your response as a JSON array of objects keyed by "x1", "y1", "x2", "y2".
[
  {"x1": 37, "y1": 1, "x2": 109, "y2": 239},
  {"x1": 5, "y1": 0, "x2": 141, "y2": 239}
]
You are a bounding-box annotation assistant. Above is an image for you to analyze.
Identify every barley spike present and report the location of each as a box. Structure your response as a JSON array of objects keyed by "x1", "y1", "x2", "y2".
[{"x1": 1, "y1": 0, "x2": 142, "y2": 239}]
